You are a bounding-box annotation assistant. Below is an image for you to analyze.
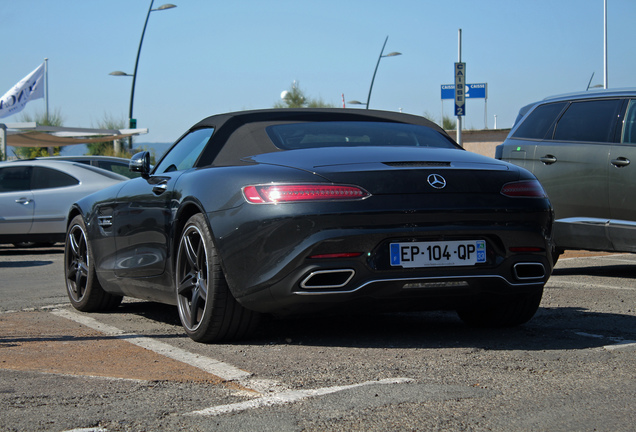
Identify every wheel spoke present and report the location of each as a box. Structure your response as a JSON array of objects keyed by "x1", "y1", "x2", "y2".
[
  {"x1": 66, "y1": 261, "x2": 78, "y2": 283},
  {"x1": 199, "y1": 278, "x2": 209, "y2": 302},
  {"x1": 189, "y1": 288, "x2": 202, "y2": 327},
  {"x1": 177, "y1": 273, "x2": 197, "y2": 296},
  {"x1": 75, "y1": 261, "x2": 88, "y2": 291},
  {"x1": 69, "y1": 229, "x2": 81, "y2": 257},
  {"x1": 183, "y1": 234, "x2": 198, "y2": 269}
]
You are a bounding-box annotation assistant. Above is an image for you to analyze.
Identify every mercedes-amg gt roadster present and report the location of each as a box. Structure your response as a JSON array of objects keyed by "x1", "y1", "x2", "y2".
[{"x1": 64, "y1": 109, "x2": 554, "y2": 342}]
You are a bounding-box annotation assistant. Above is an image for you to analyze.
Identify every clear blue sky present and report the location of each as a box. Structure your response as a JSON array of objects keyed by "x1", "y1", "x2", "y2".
[{"x1": 1, "y1": 0, "x2": 634, "y2": 144}]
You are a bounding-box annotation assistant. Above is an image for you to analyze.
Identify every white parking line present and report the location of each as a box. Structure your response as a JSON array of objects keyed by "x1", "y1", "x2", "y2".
[
  {"x1": 600, "y1": 258, "x2": 636, "y2": 264},
  {"x1": 604, "y1": 341, "x2": 636, "y2": 351},
  {"x1": 558, "y1": 254, "x2": 634, "y2": 262},
  {"x1": 63, "y1": 429, "x2": 108, "y2": 432},
  {"x1": 50, "y1": 309, "x2": 252, "y2": 382},
  {"x1": 187, "y1": 378, "x2": 414, "y2": 416},
  {"x1": 51, "y1": 308, "x2": 415, "y2": 416},
  {"x1": 547, "y1": 279, "x2": 635, "y2": 291},
  {"x1": 573, "y1": 331, "x2": 636, "y2": 351}
]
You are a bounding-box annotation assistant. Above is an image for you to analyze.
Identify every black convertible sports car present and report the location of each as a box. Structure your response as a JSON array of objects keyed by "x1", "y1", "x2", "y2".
[{"x1": 64, "y1": 109, "x2": 554, "y2": 342}]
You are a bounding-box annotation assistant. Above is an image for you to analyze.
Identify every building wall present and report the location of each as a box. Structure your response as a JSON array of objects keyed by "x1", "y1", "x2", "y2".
[{"x1": 445, "y1": 129, "x2": 510, "y2": 158}]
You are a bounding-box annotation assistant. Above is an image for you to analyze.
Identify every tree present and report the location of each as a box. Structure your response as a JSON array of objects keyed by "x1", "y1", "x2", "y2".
[
  {"x1": 442, "y1": 114, "x2": 457, "y2": 131},
  {"x1": 87, "y1": 114, "x2": 130, "y2": 157},
  {"x1": 274, "y1": 82, "x2": 335, "y2": 108},
  {"x1": 422, "y1": 111, "x2": 457, "y2": 131},
  {"x1": 15, "y1": 109, "x2": 64, "y2": 159}
]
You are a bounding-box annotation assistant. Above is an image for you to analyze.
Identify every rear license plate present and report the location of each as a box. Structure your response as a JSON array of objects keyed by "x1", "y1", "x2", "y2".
[{"x1": 390, "y1": 240, "x2": 486, "y2": 268}]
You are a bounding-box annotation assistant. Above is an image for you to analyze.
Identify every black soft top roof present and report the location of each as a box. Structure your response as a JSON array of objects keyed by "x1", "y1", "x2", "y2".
[
  {"x1": 191, "y1": 108, "x2": 446, "y2": 133},
  {"x1": 188, "y1": 109, "x2": 453, "y2": 167}
]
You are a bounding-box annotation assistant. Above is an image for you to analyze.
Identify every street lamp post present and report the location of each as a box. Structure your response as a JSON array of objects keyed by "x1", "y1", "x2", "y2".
[
  {"x1": 110, "y1": 1, "x2": 176, "y2": 149},
  {"x1": 348, "y1": 36, "x2": 401, "y2": 109},
  {"x1": 366, "y1": 36, "x2": 401, "y2": 109}
]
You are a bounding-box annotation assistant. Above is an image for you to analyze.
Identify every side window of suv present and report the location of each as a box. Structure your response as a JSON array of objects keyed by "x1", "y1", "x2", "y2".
[
  {"x1": 511, "y1": 102, "x2": 566, "y2": 140},
  {"x1": 553, "y1": 99, "x2": 622, "y2": 143},
  {"x1": 621, "y1": 100, "x2": 636, "y2": 144}
]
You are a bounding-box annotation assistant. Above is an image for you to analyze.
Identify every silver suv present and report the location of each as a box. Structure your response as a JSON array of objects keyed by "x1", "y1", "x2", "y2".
[{"x1": 496, "y1": 89, "x2": 636, "y2": 258}]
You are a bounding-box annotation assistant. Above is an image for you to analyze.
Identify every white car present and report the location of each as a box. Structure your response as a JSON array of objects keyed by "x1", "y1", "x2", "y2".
[{"x1": 0, "y1": 160, "x2": 128, "y2": 247}]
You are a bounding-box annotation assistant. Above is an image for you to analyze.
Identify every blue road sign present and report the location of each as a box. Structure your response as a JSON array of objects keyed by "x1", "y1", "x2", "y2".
[{"x1": 441, "y1": 83, "x2": 487, "y2": 100}]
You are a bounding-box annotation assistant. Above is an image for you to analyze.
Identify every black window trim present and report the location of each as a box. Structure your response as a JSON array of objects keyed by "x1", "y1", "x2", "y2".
[
  {"x1": 511, "y1": 101, "x2": 568, "y2": 142},
  {"x1": 552, "y1": 97, "x2": 624, "y2": 144},
  {"x1": 512, "y1": 97, "x2": 629, "y2": 144}
]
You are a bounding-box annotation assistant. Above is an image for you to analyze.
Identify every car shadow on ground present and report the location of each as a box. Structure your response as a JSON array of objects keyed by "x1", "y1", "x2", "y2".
[
  {"x1": 254, "y1": 308, "x2": 636, "y2": 351},
  {"x1": 0, "y1": 260, "x2": 54, "y2": 268},
  {"x1": 109, "y1": 300, "x2": 636, "y2": 352},
  {"x1": 0, "y1": 244, "x2": 63, "y2": 256}
]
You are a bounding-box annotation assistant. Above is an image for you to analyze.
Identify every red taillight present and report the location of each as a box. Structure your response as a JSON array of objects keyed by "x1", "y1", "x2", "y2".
[
  {"x1": 243, "y1": 184, "x2": 370, "y2": 204},
  {"x1": 501, "y1": 180, "x2": 547, "y2": 198}
]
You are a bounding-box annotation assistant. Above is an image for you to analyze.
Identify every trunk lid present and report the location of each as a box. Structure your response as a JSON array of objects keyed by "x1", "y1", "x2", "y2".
[{"x1": 243, "y1": 146, "x2": 521, "y2": 195}]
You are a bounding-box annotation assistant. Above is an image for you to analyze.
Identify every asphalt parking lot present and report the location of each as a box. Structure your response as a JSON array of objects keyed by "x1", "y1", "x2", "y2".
[{"x1": 1, "y1": 244, "x2": 635, "y2": 431}]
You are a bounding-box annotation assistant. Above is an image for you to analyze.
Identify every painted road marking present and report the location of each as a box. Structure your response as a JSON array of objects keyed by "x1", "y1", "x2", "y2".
[
  {"x1": 187, "y1": 378, "x2": 414, "y2": 416},
  {"x1": 574, "y1": 331, "x2": 636, "y2": 352},
  {"x1": 51, "y1": 309, "x2": 416, "y2": 416},
  {"x1": 547, "y1": 279, "x2": 635, "y2": 291},
  {"x1": 63, "y1": 429, "x2": 108, "y2": 432},
  {"x1": 51, "y1": 309, "x2": 252, "y2": 383},
  {"x1": 1, "y1": 310, "x2": 227, "y2": 383},
  {"x1": 558, "y1": 253, "x2": 634, "y2": 262}
]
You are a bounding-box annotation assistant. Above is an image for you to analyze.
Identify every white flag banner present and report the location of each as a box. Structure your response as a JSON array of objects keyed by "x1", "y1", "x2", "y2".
[{"x1": 0, "y1": 63, "x2": 45, "y2": 119}]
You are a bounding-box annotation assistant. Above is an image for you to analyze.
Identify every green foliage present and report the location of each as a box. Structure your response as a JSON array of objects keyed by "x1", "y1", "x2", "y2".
[
  {"x1": 422, "y1": 111, "x2": 457, "y2": 131},
  {"x1": 15, "y1": 109, "x2": 64, "y2": 158},
  {"x1": 274, "y1": 82, "x2": 335, "y2": 108},
  {"x1": 87, "y1": 114, "x2": 130, "y2": 158},
  {"x1": 442, "y1": 115, "x2": 457, "y2": 131}
]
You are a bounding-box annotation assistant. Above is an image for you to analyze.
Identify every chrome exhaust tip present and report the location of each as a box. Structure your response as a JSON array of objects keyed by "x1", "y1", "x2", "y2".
[
  {"x1": 300, "y1": 269, "x2": 355, "y2": 289},
  {"x1": 513, "y1": 262, "x2": 546, "y2": 280}
]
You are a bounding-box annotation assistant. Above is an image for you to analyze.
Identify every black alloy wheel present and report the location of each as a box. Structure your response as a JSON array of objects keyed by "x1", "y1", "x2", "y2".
[
  {"x1": 175, "y1": 214, "x2": 259, "y2": 342},
  {"x1": 64, "y1": 215, "x2": 122, "y2": 311}
]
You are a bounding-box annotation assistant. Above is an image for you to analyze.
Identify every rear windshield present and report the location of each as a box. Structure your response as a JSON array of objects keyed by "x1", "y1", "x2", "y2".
[{"x1": 266, "y1": 121, "x2": 459, "y2": 150}]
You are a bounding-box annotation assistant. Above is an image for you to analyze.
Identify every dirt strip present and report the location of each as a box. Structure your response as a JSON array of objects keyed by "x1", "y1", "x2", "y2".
[{"x1": 0, "y1": 310, "x2": 224, "y2": 384}]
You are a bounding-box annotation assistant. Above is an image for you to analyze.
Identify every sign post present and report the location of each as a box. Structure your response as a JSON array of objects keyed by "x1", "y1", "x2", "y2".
[
  {"x1": 454, "y1": 63, "x2": 466, "y2": 118},
  {"x1": 441, "y1": 83, "x2": 488, "y2": 129},
  {"x1": 455, "y1": 29, "x2": 464, "y2": 146}
]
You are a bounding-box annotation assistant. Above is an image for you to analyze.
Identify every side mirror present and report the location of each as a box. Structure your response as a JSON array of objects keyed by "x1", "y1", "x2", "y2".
[{"x1": 129, "y1": 151, "x2": 151, "y2": 178}]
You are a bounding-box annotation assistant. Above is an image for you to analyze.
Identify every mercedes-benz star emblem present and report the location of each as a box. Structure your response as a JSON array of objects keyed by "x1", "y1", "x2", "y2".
[{"x1": 427, "y1": 174, "x2": 447, "y2": 189}]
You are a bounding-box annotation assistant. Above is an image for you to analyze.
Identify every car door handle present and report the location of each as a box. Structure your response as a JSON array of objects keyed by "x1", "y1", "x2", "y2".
[
  {"x1": 152, "y1": 181, "x2": 168, "y2": 195},
  {"x1": 611, "y1": 157, "x2": 630, "y2": 167},
  {"x1": 540, "y1": 154, "x2": 557, "y2": 165},
  {"x1": 15, "y1": 197, "x2": 31, "y2": 205}
]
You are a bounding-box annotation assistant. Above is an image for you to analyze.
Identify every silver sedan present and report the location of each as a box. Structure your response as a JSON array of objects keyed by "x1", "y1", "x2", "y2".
[{"x1": 0, "y1": 159, "x2": 128, "y2": 247}]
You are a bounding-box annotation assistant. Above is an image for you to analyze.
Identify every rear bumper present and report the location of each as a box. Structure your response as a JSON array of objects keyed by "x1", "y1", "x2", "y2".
[
  {"x1": 211, "y1": 195, "x2": 554, "y2": 314},
  {"x1": 237, "y1": 252, "x2": 550, "y2": 314}
]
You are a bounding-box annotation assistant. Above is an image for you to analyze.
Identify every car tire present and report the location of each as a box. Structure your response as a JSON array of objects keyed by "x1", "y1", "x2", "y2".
[
  {"x1": 64, "y1": 215, "x2": 123, "y2": 311},
  {"x1": 456, "y1": 288, "x2": 543, "y2": 327},
  {"x1": 175, "y1": 214, "x2": 260, "y2": 343}
]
